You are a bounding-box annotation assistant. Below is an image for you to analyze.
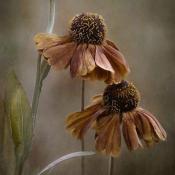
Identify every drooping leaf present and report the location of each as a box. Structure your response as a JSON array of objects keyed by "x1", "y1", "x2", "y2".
[
  {"x1": 37, "y1": 151, "x2": 95, "y2": 175},
  {"x1": 5, "y1": 71, "x2": 33, "y2": 173}
]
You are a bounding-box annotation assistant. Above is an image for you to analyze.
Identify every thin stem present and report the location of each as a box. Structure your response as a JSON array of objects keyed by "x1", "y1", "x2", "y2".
[
  {"x1": 32, "y1": 54, "x2": 41, "y2": 127},
  {"x1": 32, "y1": 0, "x2": 55, "y2": 129},
  {"x1": 81, "y1": 80, "x2": 85, "y2": 175},
  {"x1": 47, "y1": 0, "x2": 56, "y2": 33},
  {"x1": 108, "y1": 156, "x2": 114, "y2": 175}
]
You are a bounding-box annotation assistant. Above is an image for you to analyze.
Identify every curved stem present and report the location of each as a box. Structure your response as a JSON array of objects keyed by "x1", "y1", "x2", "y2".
[
  {"x1": 81, "y1": 80, "x2": 85, "y2": 175},
  {"x1": 32, "y1": 0, "x2": 55, "y2": 129},
  {"x1": 108, "y1": 156, "x2": 114, "y2": 175}
]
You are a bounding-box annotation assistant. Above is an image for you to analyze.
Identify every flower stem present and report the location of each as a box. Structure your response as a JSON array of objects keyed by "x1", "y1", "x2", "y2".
[
  {"x1": 32, "y1": 0, "x2": 55, "y2": 129},
  {"x1": 81, "y1": 80, "x2": 85, "y2": 175},
  {"x1": 32, "y1": 54, "x2": 42, "y2": 127},
  {"x1": 47, "y1": 0, "x2": 56, "y2": 34},
  {"x1": 108, "y1": 156, "x2": 114, "y2": 175}
]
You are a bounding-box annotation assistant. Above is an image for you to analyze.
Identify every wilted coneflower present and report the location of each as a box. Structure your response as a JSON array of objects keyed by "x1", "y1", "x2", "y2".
[
  {"x1": 66, "y1": 80, "x2": 167, "y2": 157},
  {"x1": 34, "y1": 12, "x2": 130, "y2": 83}
]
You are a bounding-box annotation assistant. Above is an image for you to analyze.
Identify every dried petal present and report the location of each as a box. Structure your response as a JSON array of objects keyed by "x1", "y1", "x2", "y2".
[
  {"x1": 95, "y1": 114, "x2": 121, "y2": 157},
  {"x1": 70, "y1": 45, "x2": 83, "y2": 77},
  {"x1": 134, "y1": 111, "x2": 154, "y2": 146},
  {"x1": 102, "y1": 43, "x2": 130, "y2": 77},
  {"x1": 105, "y1": 40, "x2": 120, "y2": 50},
  {"x1": 66, "y1": 104, "x2": 105, "y2": 139},
  {"x1": 34, "y1": 33, "x2": 70, "y2": 51},
  {"x1": 136, "y1": 108, "x2": 167, "y2": 141},
  {"x1": 91, "y1": 94, "x2": 103, "y2": 105},
  {"x1": 122, "y1": 112, "x2": 142, "y2": 151},
  {"x1": 95, "y1": 46, "x2": 114, "y2": 73},
  {"x1": 82, "y1": 67, "x2": 115, "y2": 84},
  {"x1": 43, "y1": 42, "x2": 76, "y2": 69}
]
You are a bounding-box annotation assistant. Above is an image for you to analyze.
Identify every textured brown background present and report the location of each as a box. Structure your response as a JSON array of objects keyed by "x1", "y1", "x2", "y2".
[{"x1": 0, "y1": 0, "x2": 175, "y2": 175}]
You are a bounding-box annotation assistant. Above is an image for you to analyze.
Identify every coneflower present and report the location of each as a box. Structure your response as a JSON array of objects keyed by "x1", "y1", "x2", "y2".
[
  {"x1": 34, "y1": 12, "x2": 130, "y2": 83},
  {"x1": 66, "y1": 80, "x2": 167, "y2": 157}
]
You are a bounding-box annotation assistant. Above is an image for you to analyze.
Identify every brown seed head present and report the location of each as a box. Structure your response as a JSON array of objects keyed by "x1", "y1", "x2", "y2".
[
  {"x1": 69, "y1": 12, "x2": 106, "y2": 44},
  {"x1": 103, "y1": 80, "x2": 140, "y2": 113}
]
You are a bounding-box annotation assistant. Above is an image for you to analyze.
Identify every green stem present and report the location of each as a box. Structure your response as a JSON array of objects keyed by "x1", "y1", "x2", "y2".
[
  {"x1": 32, "y1": 54, "x2": 42, "y2": 127},
  {"x1": 32, "y1": 0, "x2": 55, "y2": 129},
  {"x1": 81, "y1": 80, "x2": 85, "y2": 175},
  {"x1": 47, "y1": 0, "x2": 56, "y2": 33}
]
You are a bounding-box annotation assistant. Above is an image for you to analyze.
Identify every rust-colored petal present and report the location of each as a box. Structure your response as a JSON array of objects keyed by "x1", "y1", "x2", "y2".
[
  {"x1": 70, "y1": 45, "x2": 83, "y2": 77},
  {"x1": 83, "y1": 45, "x2": 96, "y2": 73},
  {"x1": 95, "y1": 114, "x2": 121, "y2": 157},
  {"x1": 82, "y1": 67, "x2": 115, "y2": 84},
  {"x1": 91, "y1": 94, "x2": 103, "y2": 105},
  {"x1": 122, "y1": 112, "x2": 143, "y2": 151},
  {"x1": 70, "y1": 44, "x2": 96, "y2": 77},
  {"x1": 34, "y1": 33, "x2": 71, "y2": 51},
  {"x1": 102, "y1": 42, "x2": 130, "y2": 77},
  {"x1": 95, "y1": 46, "x2": 115, "y2": 73},
  {"x1": 136, "y1": 108, "x2": 167, "y2": 142},
  {"x1": 105, "y1": 40, "x2": 120, "y2": 51},
  {"x1": 43, "y1": 42, "x2": 76, "y2": 69},
  {"x1": 134, "y1": 111, "x2": 154, "y2": 146},
  {"x1": 66, "y1": 104, "x2": 105, "y2": 139}
]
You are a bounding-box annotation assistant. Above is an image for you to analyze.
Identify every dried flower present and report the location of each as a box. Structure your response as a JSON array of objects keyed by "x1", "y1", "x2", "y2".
[
  {"x1": 34, "y1": 12, "x2": 130, "y2": 83},
  {"x1": 66, "y1": 80, "x2": 167, "y2": 157}
]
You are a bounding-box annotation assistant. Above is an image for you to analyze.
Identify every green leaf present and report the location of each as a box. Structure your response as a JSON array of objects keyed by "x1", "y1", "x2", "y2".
[
  {"x1": 5, "y1": 71, "x2": 33, "y2": 173},
  {"x1": 0, "y1": 93, "x2": 16, "y2": 175}
]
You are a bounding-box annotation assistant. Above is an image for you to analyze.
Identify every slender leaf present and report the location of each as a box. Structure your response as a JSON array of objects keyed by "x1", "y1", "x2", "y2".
[
  {"x1": 38, "y1": 151, "x2": 95, "y2": 175},
  {"x1": 5, "y1": 71, "x2": 33, "y2": 174},
  {"x1": 0, "y1": 97, "x2": 16, "y2": 175}
]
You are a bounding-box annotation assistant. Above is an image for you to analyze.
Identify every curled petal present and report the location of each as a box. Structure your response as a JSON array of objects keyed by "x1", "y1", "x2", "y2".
[
  {"x1": 134, "y1": 111, "x2": 154, "y2": 146},
  {"x1": 82, "y1": 67, "x2": 115, "y2": 84},
  {"x1": 91, "y1": 94, "x2": 103, "y2": 105},
  {"x1": 43, "y1": 42, "x2": 76, "y2": 69},
  {"x1": 66, "y1": 104, "x2": 105, "y2": 139},
  {"x1": 105, "y1": 40, "x2": 120, "y2": 51},
  {"x1": 122, "y1": 112, "x2": 143, "y2": 151},
  {"x1": 102, "y1": 43, "x2": 130, "y2": 77},
  {"x1": 83, "y1": 45, "x2": 96, "y2": 73},
  {"x1": 136, "y1": 108, "x2": 167, "y2": 143},
  {"x1": 70, "y1": 45, "x2": 82, "y2": 77},
  {"x1": 70, "y1": 44, "x2": 96, "y2": 77},
  {"x1": 95, "y1": 114, "x2": 121, "y2": 157},
  {"x1": 34, "y1": 33, "x2": 71, "y2": 51},
  {"x1": 95, "y1": 46, "x2": 114, "y2": 73}
]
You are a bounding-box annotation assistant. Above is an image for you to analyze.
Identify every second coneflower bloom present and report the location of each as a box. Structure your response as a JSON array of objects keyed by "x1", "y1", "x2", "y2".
[
  {"x1": 66, "y1": 80, "x2": 167, "y2": 157},
  {"x1": 34, "y1": 12, "x2": 130, "y2": 83}
]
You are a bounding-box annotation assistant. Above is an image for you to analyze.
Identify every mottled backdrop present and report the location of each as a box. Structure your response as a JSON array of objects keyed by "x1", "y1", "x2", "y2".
[{"x1": 0, "y1": 0, "x2": 175, "y2": 175}]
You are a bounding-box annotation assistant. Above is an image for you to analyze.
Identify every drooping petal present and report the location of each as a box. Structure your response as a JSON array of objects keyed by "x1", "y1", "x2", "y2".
[
  {"x1": 66, "y1": 104, "x2": 105, "y2": 139},
  {"x1": 83, "y1": 45, "x2": 96, "y2": 73},
  {"x1": 91, "y1": 94, "x2": 103, "y2": 105},
  {"x1": 122, "y1": 112, "x2": 143, "y2": 151},
  {"x1": 70, "y1": 45, "x2": 83, "y2": 77},
  {"x1": 43, "y1": 42, "x2": 76, "y2": 69},
  {"x1": 105, "y1": 40, "x2": 120, "y2": 51},
  {"x1": 82, "y1": 67, "x2": 115, "y2": 84},
  {"x1": 34, "y1": 33, "x2": 71, "y2": 51},
  {"x1": 102, "y1": 43, "x2": 130, "y2": 77},
  {"x1": 70, "y1": 44, "x2": 96, "y2": 77},
  {"x1": 134, "y1": 111, "x2": 154, "y2": 146},
  {"x1": 95, "y1": 114, "x2": 121, "y2": 157},
  {"x1": 95, "y1": 46, "x2": 114, "y2": 73},
  {"x1": 136, "y1": 108, "x2": 167, "y2": 142}
]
